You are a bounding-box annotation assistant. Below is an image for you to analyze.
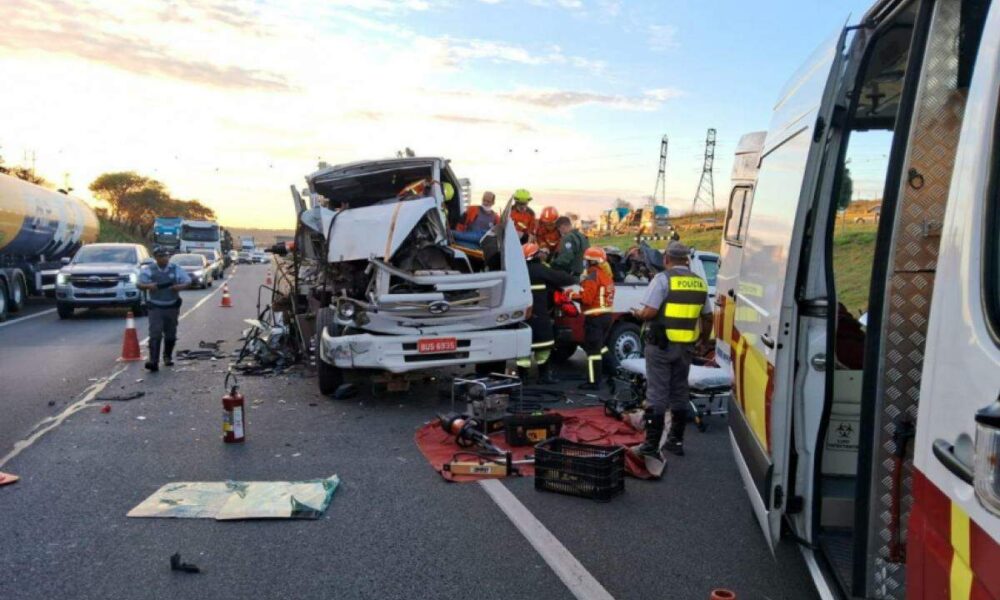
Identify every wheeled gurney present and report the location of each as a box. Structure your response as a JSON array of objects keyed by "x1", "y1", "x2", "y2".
[{"x1": 616, "y1": 356, "x2": 732, "y2": 432}]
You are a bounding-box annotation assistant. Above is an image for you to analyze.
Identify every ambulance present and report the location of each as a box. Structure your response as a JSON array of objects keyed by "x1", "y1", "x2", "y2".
[{"x1": 714, "y1": 0, "x2": 1000, "y2": 597}]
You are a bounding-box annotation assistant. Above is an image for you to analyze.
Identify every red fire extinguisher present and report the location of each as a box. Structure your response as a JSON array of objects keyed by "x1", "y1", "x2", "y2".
[{"x1": 222, "y1": 373, "x2": 246, "y2": 443}]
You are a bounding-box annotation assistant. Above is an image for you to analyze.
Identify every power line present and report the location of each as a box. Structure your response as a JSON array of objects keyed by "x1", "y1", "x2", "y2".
[{"x1": 690, "y1": 128, "x2": 716, "y2": 217}]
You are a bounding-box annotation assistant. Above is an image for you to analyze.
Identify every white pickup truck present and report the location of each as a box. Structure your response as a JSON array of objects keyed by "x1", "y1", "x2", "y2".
[{"x1": 296, "y1": 157, "x2": 532, "y2": 395}]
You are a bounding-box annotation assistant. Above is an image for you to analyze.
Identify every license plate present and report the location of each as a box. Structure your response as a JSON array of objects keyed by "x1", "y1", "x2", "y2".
[{"x1": 417, "y1": 338, "x2": 457, "y2": 353}]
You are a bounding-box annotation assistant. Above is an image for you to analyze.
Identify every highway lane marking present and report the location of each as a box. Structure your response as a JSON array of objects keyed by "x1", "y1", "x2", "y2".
[
  {"x1": 479, "y1": 479, "x2": 615, "y2": 600},
  {"x1": 2, "y1": 271, "x2": 238, "y2": 466},
  {"x1": 0, "y1": 366, "x2": 128, "y2": 469},
  {"x1": 0, "y1": 308, "x2": 57, "y2": 328}
]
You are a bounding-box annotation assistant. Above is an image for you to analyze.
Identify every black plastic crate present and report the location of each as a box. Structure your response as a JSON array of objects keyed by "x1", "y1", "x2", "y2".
[
  {"x1": 503, "y1": 412, "x2": 563, "y2": 447},
  {"x1": 533, "y1": 438, "x2": 625, "y2": 502}
]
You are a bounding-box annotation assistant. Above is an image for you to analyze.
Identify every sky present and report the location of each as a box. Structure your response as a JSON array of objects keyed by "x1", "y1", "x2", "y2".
[{"x1": 0, "y1": 0, "x2": 879, "y2": 228}]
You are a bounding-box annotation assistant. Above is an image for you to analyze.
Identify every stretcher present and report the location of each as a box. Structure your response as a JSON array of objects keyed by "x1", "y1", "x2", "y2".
[{"x1": 616, "y1": 356, "x2": 732, "y2": 432}]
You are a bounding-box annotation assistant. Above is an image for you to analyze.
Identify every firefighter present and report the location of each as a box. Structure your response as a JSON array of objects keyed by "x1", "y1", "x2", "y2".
[
  {"x1": 456, "y1": 191, "x2": 499, "y2": 233},
  {"x1": 510, "y1": 189, "x2": 536, "y2": 242},
  {"x1": 138, "y1": 247, "x2": 191, "y2": 372},
  {"x1": 550, "y1": 216, "x2": 588, "y2": 276},
  {"x1": 630, "y1": 241, "x2": 712, "y2": 459},
  {"x1": 571, "y1": 247, "x2": 615, "y2": 390},
  {"x1": 518, "y1": 243, "x2": 577, "y2": 384},
  {"x1": 535, "y1": 206, "x2": 561, "y2": 255}
]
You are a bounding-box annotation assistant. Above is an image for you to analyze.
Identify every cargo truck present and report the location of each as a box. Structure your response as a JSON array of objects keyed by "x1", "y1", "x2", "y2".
[
  {"x1": 152, "y1": 217, "x2": 182, "y2": 250},
  {"x1": 0, "y1": 173, "x2": 99, "y2": 321}
]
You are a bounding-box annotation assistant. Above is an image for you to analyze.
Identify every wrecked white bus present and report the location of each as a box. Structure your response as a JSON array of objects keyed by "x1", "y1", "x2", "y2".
[{"x1": 293, "y1": 157, "x2": 532, "y2": 395}]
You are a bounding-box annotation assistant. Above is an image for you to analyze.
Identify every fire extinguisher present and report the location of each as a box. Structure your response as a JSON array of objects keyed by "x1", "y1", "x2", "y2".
[{"x1": 222, "y1": 372, "x2": 246, "y2": 443}]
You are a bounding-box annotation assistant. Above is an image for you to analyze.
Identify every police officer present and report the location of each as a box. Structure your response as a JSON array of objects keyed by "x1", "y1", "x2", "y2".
[
  {"x1": 138, "y1": 247, "x2": 191, "y2": 372},
  {"x1": 631, "y1": 241, "x2": 711, "y2": 459},
  {"x1": 518, "y1": 243, "x2": 577, "y2": 384},
  {"x1": 571, "y1": 247, "x2": 615, "y2": 390}
]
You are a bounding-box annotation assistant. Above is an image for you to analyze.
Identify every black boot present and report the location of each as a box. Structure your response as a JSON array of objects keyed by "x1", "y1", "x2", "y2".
[
  {"x1": 163, "y1": 339, "x2": 175, "y2": 367},
  {"x1": 537, "y1": 362, "x2": 559, "y2": 385},
  {"x1": 664, "y1": 409, "x2": 688, "y2": 456},
  {"x1": 637, "y1": 408, "x2": 665, "y2": 459},
  {"x1": 578, "y1": 356, "x2": 602, "y2": 390},
  {"x1": 145, "y1": 338, "x2": 160, "y2": 372}
]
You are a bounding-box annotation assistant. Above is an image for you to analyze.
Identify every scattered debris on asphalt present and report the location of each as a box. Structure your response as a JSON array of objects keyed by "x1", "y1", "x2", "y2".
[
  {"x1": 177, "y1": 349, "x2": 227, "y2": 361},
  {"x1": 100, "y1": 404, "x2": 111, "y2": 414},
  {"x1": 170, "y1": 553, "x2": 201, "y2": 574},
  {"x1": 0, "y1": 472, "x2": 19, "y2": 486},
  {"x1": 95, "y1": 391, "x2": 146, "y2": 402}
]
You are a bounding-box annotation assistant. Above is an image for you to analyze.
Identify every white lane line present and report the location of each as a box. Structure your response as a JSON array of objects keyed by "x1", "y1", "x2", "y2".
[
  {"x1": 0, "y1": 365, "x2": 128, "y2": 469},
  {"x1": 479, "y1": 479, "x2": 615, "y2": 600},
  {"x1": 0, "y1": 308, "x2": 57, "y2": 328}
]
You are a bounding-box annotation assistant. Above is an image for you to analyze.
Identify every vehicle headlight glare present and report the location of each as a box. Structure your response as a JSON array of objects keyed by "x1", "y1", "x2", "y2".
[{"x1": 56, "y1": 273, "x2": 69, "y2": 285}]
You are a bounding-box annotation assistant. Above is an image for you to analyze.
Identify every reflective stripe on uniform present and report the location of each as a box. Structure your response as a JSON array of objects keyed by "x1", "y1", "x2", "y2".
[
  {"x1": 587, "y1": 354, "x2": 602, "y2": 383},
  {"x1": 531, "y1": 284, "x2": 547, "y2": 291},
  {"x1": 659, "y1": 274, "x2": 708, "y2": 344},
  {"x1": 584, "y1": 307, "x2": 612, "y2": 315},
  {"x1": 531, "y1": 340, "x2": 555, "y2": 349},
  {"x1": 600, "y1": 346, "x2": 609, "y2": 354}
]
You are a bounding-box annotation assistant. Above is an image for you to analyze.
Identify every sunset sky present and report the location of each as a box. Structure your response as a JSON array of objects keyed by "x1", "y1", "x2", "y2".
[{"x1": 0, "y1": 0, "x2": 877, "y2": 228}]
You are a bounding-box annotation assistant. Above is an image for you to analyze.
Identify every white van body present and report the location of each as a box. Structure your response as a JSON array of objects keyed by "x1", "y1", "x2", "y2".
[{"x1": 716, "y1": 0, "x2": 1000, "y2": 598}]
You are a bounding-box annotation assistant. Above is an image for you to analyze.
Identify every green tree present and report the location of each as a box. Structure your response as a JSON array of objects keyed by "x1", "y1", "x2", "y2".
[
  {"x1": 839, "y1": 162, "x2": 854, "y2": 210},
  {"x1": 89, "y1": 172, "x2": 154, "y2": 222}
]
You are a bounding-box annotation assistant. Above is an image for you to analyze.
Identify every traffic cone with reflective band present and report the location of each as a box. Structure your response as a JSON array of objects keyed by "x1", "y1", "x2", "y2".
[
  {"x1": 0, "y1": 472, "x2": 19, "y2": 486},
  {"x1": 220, "y1": 284, "x2": 233, "y2": 308},
  {"x1": 710, "y1": 590, "x2": 736, "y2": 600},
  {"x1": 119, "y1": 311, "x2": 143, "y2": 361}
]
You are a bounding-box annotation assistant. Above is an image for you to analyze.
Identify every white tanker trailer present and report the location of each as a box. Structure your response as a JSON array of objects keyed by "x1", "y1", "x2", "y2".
[{"x1": 0, "y1": 173, "x2": 99, "y2": 320}]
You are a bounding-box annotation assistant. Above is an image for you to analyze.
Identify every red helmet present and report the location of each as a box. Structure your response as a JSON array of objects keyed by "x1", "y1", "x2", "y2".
[
  {"x1": 522, "y1": 242, "x2": 540, "y2": 260},
  {"x1": 539, "y1": 206, "x2": 559, "y2": 224},
  {"x1": 583, "y1": 247, "x2": 607, "y2": 264}
]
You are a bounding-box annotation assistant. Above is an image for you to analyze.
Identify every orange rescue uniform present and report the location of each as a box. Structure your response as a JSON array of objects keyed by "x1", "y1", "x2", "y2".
[
  {"x1": 535, "y1": 224, "x2": 562, "y2": 254},
  {"x1": 510, "y1": 206, "x2": 536, "y2": 241}
]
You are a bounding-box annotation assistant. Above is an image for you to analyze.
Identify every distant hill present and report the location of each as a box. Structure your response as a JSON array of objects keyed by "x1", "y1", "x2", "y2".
[{"x1": 226, "y1": 227, "x2": 296, "y2": 246}]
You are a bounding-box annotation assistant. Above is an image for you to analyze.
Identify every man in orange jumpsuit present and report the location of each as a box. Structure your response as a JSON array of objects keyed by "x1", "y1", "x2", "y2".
[
  {"x1": 535, "y1": 206, "x2": 561, "y2": 256},
  {"x1": 571, "y1": 247, "x2": 615, "y2": 390},
  {"x1": 510, "y1": 189, "x2": 536, "y2": 243}
]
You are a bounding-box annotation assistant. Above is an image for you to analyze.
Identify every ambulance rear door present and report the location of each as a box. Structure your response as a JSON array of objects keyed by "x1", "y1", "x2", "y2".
[
  {"x1": 910, "y1": 6, "x2": 1000, "y2": 594},
  {"x1": 725, "y1": 26, "x2": 847, "y2": 550}
]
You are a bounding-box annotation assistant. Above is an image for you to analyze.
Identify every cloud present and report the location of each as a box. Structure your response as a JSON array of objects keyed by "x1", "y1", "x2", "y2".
[
  {"x1": 500, "y1": 88, "x2": 682, "y2": 110},
  {"x1": 0, "y1": 0, "x2": 293, "y2": 91},
  {"x1": 432, "y1": 114, "x2": 536, "y2": 132},
  {"x1": 648, "y1": 24, "x2": 680, "y2": 51}
]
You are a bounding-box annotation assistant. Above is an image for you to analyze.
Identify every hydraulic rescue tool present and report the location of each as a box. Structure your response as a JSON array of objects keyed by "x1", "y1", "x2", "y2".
[{"x1": 438, "y1": 413, "x2": 531, "y2": 477}]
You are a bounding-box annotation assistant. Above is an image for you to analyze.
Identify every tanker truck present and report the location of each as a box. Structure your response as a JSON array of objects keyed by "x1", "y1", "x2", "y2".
[{"x1": 0, "y1": 173, "x2": 99, "y2": 321}]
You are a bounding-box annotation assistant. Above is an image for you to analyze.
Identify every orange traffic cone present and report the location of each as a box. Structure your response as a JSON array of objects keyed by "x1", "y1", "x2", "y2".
[
  {"x1": 220, "y1": 284, "x2": 233, "y2": 308},
  {"x1": 119, "y1": 311, "x2": 143, "y2": 361},
  {"x1": 710, "y1": 590, "x2": 736, "y2": 600}
]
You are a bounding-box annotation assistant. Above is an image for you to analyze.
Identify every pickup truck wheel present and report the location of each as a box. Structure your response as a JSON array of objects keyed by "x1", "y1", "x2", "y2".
[
  {"x1": 606, "y1": 321, "x2": 643, "y2": 371},
  {"x1": 550, "y1": 342, "x2": 578, "y2": 364},
  {"x1": 0, "y1": 279, "x2": 8, "y2": 322},
  {"x1": 9, "y1": 273, "x2": 26, "y2": 313},
  {"x1": 56, "y1": 302, "x2": 74, "y2": 320},
  {"x1": 315, "y1": 307, "x2": 344, "y2": 396}
]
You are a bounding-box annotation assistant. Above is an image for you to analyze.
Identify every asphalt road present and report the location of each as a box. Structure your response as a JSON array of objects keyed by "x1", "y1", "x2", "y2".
[{"x1": 0, "y1": 262, "x2": 820, "y2": 600}]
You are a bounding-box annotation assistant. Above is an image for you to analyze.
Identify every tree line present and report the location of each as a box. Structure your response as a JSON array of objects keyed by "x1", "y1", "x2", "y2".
[
  {"x1": 88, "y1": 172, "x2": 215, "y2": 237},
  {"x1": 2, "y1": 156, "x2": 216, "y2": 238}
]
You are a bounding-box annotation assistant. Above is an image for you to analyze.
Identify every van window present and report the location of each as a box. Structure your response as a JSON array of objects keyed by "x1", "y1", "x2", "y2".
[
  {"x1": 988, "y1": 105, "x2": 1000, "y2": 342},
  {"x1": 723, "y1": 185, "x2": 753, "y2": 245}
]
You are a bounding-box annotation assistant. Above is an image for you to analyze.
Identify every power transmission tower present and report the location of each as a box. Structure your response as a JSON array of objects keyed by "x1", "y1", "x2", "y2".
[
  {"x1": 652, "y1": 135, "x2": 668, "y2": 207},
  {"x1": 691, "y1": 128, "x2": 716, "y2": 218}
]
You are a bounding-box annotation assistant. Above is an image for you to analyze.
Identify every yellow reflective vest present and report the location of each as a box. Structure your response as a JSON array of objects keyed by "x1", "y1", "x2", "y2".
[{"x1": 654, "y1": 267, "x2": 709, "y2": 344}]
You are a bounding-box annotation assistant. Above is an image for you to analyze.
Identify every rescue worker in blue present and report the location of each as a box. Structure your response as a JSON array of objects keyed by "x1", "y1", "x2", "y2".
[
  {"x1": 138, "y1": 247, "x2": 191, "y2": 372},
  {"x1": 518, "y1": 243, "x2": 577, "y2": 384},
  {"x1": 631, "y1": 241, "x2": 711, "y2": 459}
]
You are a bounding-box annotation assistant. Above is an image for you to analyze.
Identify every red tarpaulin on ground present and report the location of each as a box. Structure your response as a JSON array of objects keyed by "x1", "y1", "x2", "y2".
[{"x1": 414, "y1": 406, "x2": 654, "y2": 482}]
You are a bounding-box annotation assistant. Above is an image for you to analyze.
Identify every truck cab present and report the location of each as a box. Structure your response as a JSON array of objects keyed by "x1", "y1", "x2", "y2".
[
  {"x1": 296, "y1": 157, "x2": 532, "y2": 394},
  {"x1": 716, "y1": 1, "x2": 1000, "y2": 597}
]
